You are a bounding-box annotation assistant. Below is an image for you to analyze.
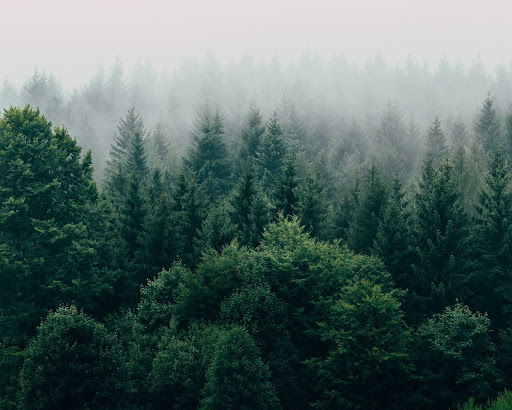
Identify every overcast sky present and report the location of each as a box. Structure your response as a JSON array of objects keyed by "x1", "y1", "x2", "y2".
[{"x1": 2, "y1": 0, "x2": 512, "y2": 89}]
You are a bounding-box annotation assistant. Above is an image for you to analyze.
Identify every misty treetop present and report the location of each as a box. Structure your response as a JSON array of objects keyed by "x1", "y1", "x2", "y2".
[{"x1": 3, "y1": 56, "x2": 512, "y2": 408}]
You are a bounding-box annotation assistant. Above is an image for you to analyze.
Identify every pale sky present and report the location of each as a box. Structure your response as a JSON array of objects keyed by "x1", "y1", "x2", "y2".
[{"x1": 2, "y1": 0, "x2": 512, "y2": 89}]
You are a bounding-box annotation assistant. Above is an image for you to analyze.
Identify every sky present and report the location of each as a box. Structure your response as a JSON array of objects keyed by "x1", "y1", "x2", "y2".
[{"x1": 2, "y1": 0, "x2": 512, "y2": 89}]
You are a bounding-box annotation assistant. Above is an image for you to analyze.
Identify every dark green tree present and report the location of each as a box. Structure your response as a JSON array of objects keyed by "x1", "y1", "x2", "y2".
[
  {"x1": 374, "y1": 101, "x2": 416, "y2": 180},
  {"x1": 230, "y1": 161, "x2": 271, "y2": 247},
  {"x1": 200, "y1": 326, "x2": 280, "y2": 409},
  {"x1": 416, "y1": 303, "x2": 500, "y2": 409},
  {"x1": 274, "y1": 151, "x2": 299, "y2": 218},
  {"x1": 471, "y1": 149, "x2": 512, "y2": 328},
  {"x1": 424, "y1": 116, "x2": 448, "y2": 166},
  {"x1": 239, "y1": 103, "x2": 265, "y2": 162},
  {"x1": 474, "y1": 93, "x2": 502, "y2": 154},
  {"x1": 172, "y1": 173, "x2": 203, "y2": 267},
  {"x1": 411, "y1": 156, "x2": 471, "y2": 319},
  {"x1": 220, "y1": 284, "x2": 300, "y2": 407},
  {"x1": 18, "y1": 306, "x2": 123, "y2": 410},
  {"x1": 184, "y1": 104, "x2": 230, "y2": 199},
  {"x1": 346, "y1": 163, "x2": 388, "y2": 254},
  {"x1": 372, "y1": 177, "x2": 415, "y2": 289},
  {"x1": 309, "y1": 280, "x2": 413, "y2": 409},
  {"x1": 104, "y1": 107, "x2": 147, "y2": 198},
  {"x1": 297, "y1": 163, "x2": 328, "y2": 239},
  {"x1": 256, "y1": 111, "x2": 288, "y2": 194}
]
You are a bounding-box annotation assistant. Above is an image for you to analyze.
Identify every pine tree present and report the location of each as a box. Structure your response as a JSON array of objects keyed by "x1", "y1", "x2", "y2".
[
  {"x1": 200, "y1": 326, "x2": 280, "y2": 409},
  {"x1": 274, "y1": 151, "x2": 299, "y2": 218},
  {"x1": 416, "y1": 303, "x2": 499, "y2": 409},
  {"x1": 173, "y1": 173, "x2": 203, "y2": 267},
  {"x1": 256, "y1": 111, "x2": 288, "y2": 194},
  {"x1": 412, "y1": 156, "x2": 471, "y2": 319},
  {"x1": 239, "y1": 104, "x2": 265, "y2": 162},
  {"x1": 474, "y1": 93, "x2": 502, "y2": 153},
  {"x1": 184, "y1": 104, "x2": 230, "y2": 199},
  {"x1": 374, "y1": 101, "x2": 415, "y2": 180},
  {"x1": 105, "y1": 107, "x2": 146, "y2": 197},
  {"x1": 347, "y1": 163, "x2": 388, "y2": 254},
  {"x1": 310, "y1": 280, "x2": 413, "y2": 409},
  {"x1": 424, "y1": 116, "x2": 447, "y2": 166},
  {"x1": 450, "y1": 116, "x2": 469, "y2": 149},
  {"x1": 229, "y1": 161, "x2": 271, "y2": 247},
  {"x1": 372, "y1": 177, "x2": 415, "y2": 289},
  {"x1": 297, "y1": 164, "x2": 328, "y2": 239},
  {"x1": 471, "y1": 149, "x2": 512, "y2": 328}
]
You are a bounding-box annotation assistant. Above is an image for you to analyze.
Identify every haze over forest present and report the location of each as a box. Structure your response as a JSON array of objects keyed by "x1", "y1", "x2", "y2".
[
  {"x1": 1, "y1": 53, "x2": 511, "y2": 179},
  {"x1": 5, "y1": 1, "x2": 512, "y2": 408}
]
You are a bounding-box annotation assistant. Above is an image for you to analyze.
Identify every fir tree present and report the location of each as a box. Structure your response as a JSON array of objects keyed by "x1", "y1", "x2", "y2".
[
  {"x1": 347, "y1": 163, "x2": 388, "y2": 254},
  {"x1": 256, "y1": 111, "x2": 288, "y2": 194},
  {"x1": 474, "y1": 93, "x2": 502, "y2": 153},
  {"x1": 471, "y1": 149, "x2": 512, "y2": 328},
  {"x1": 424, "y1": 116, "x2": 448, "y2": 166},
  {"x1": 239, "y1": 103, "x2": 265, "y2": 162},
  {"x1": 412, "y1": 156, "x2": 471, "y2": 319},
  {"x1": 274, "y1": 151, "x2": 299, "y2": 218},
  {"x1": 184, "y1": 104, "x2": 230, "y2": 199},
  {"x1": 373, "y1": 177, "x2": 415, "y2": 289}
]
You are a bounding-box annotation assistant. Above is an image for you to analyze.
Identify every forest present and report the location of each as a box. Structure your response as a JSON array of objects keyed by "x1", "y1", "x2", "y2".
[{"x1": 2, "y1": 55, "x2": 512, "y2": 409}]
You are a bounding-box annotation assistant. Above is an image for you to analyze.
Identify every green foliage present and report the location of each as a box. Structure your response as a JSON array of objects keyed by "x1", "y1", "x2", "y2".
[
  {"x1": 200, "y1": 326, "x2": 280, "y2": 410},
  {"x1": 460, "y1": 390, "x2": 512, "y2": 410},
  {"x1": 220, "y1": 284, "x2": 301, "y2": 406},
  {"x1": 309, "y1": 279, "x2": 413, "y2": 409},
  {"x1": 256, "y1": 111, "x2": 288, "y2": 193},
  {"x1": 0, "y1": 106, "x2": 109, "y2": 346},
  {"x1": 424, "y1": 116, "x2": 448, "y2": 166},
  {"x1": 471, "y1": 149, "x2": 512, "y2": 328},
  {"x1": 297, "y1": 162, "x2": 328, "y2": 239},
  {"x1": 18, "y1": 305, "x2": 123, "y2": 409},
  {"x1": 274, "y1": 151, "x2": 299, "y2": 218},
  {"x1": 373, "y1": 177, "x2": 415, "y2": 289},
  {"x1": 347, "y1": 163, "x2": 388, "y2": 254},
  {"x1": 239, "y1": 103, "x2": 265, "y2": 162},
  {"x1": 474, "y1": 94, "x2": 502, "y2": 154},
  {"x1": 150, "y1": 323, "x2": 221, "y2": 410},
  {"x1": 184, "y1": 104, "x2": 230, "y2": 199},
  {"x1": 374, "y1": 101, "x2": 416, "y2": 179},
  {"x1": 411, "y1": 156, "x2": 471, "y2": 319},
  {"x1": 416, "y1": 303, "x2": 500, "y2": 409},
  {"x1": 229, "y1": 161, "x2": 271, "y2": 247}
]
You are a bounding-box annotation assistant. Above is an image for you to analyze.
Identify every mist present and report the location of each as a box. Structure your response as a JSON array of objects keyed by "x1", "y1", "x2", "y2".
[{"x1": 0, "y1": 53, "x2": 510, "y2": 181}]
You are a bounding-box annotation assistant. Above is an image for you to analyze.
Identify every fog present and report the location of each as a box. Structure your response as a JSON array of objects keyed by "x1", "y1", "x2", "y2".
[{"x1": 2, "y1": 0, "x2": 512, "y2": 179}]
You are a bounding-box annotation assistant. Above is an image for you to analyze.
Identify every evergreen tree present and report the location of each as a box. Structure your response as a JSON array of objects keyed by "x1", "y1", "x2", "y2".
[
  {"x1": 373, "y1": 177, "x2": 415, "y2": 289},
  {"x1": 18, "y1": 306, "x2": 124, "y2": 410},
  {"x1": 474, "y1": 93, "x2": 502, "y2": 154},
  {"x1": 200, "y1": 326, "x2": 280, "y2": 409},
  {"x1": 424, "y1": 116, "x2": 448, "y2": 166},
  {"x1": 471, "y1": 149, "x2": 512, "y2": 328},
  {"x1": 297, "y1": 164, "x2": 328, "y2": 239},
  {"x1": 239, "y1": 103, "x2": 265, "y2": 162},
  {"x1": 138, "y1": 169, "x2": 181, "y2": 276},
  {"x1": 450, "y1": 116, "x2": 469, "y2": 149},
  {"x1": 105, "y1": 107, "x2": 146, "y2": 197},
  {"x1": 184, "y1": 104, "x2": 230, "y2": 199},
  {"x1": 172, "y1": 173, "x2": 203, "y2": 267},
  {"x1": 416, "y1": 303, "x2": 500, "y2": 409},
  {"x1": 310, "y1": 280, "x2": 413, "y2": 409},
  {"x1": 274, "y1": 151, "x2": 299, "y2": 218},
  {"x1": 374, "y1": 101, "x2": 415, "y2": 180},
  {"x1": 347, "y1": 163, "x2": 388, "y2": 254},
  {"x1": 411, "y1": 156, "x2": 471, "y2": 319},
  {"x1": 256, "y1": 111, "x2": 288, "y2": 194}
]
